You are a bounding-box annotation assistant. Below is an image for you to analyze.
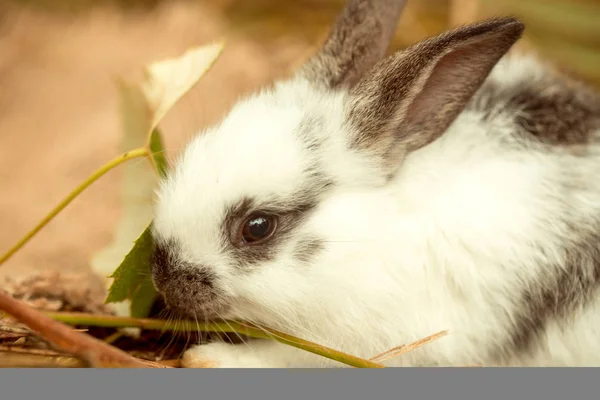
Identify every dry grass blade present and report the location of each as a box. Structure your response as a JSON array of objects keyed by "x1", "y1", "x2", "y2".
[
  {"x1": 0, "y1": 326, "x2": 89, "y2": 340},
  {"x1": 0, "y1": 345, "x2": 87, "y2": 368},
  {"x1": 370, "y1": 330, "x2": 449, "y2": 363},
  {"x1": 0, "y1": 353, "x2": 87, "y2": 368},
  {"x1": 0, "y1": 345, "x2": 72, "y2": 357},
  {"x1": 0, "y1": 325, "x2": 33, "y2": 340},
  {"x1": 0, "y1": 290, "x2": 157, "y2": 368},
  {"x1": 46, "y1": 311, "x2": 385, "y2": 368},
  {"x1": 144, "y1": 359, "x2": 182, "y2": 368},
  {"x1": 0, "y1": 345, "x2": 177, "y2": 368}
]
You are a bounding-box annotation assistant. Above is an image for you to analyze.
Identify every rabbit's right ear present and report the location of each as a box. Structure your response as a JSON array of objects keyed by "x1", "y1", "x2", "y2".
[
  {"x1": 298, "y1": 0, "x2": 406, "y2": 89},
  {"x1": 346, "y1": 18, "x2": 524, "y2": 177}
]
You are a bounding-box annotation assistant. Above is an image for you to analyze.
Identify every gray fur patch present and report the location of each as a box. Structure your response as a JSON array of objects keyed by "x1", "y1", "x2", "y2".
[
  {"x1": 495, "y1": 228, "x2": 600, "y2": 361},
  {"x1": 297, "y1": 115, "x2": 326, "y2": 152},
  {"x1": 293, "y1": 236, "x2": 325, "y2": 264},
  {"x1": 471, "y1": 79, "x2": 600, "y2": 146}
]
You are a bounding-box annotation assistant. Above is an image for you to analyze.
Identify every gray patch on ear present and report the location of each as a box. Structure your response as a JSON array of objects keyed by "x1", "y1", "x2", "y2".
[
  {"x1": 493, "y1": 228, "x2": 600, "y2": 361},
  {"x1": 471, "y1": 79, "x2": 600, "y2": 146},
  {"x1": 299, "y1": 0, "x2": 406, "y2": 89},
  {"x1": 293, "y1": 236, "x2": 325, "y2": 264}
]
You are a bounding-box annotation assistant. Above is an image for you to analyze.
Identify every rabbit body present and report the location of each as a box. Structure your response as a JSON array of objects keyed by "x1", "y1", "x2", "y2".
[{"x1": 151, "y1": 1, "x2": 600, "y2": 367}]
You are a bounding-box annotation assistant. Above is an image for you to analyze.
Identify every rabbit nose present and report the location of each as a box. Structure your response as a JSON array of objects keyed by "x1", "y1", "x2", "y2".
[{"x1": 149, "y1": 239, "x2": 220, "y2": 315}]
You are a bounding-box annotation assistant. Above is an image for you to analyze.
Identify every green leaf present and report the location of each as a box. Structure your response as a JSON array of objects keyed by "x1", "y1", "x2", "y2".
[
  {"x1": 148, "y1": 129, "x2": 168, "y2": 179},
  {"x1": 102, "y1": 129, "x2": 166, "y2": 318},
  {"x1": 140, "y1": 41, "x2": 225, "y2": 135},
  {"x1": 90, "y1": 80, "x2": 158, "y2": 319},
  {"x1": 104, "y1": 128, "x2": 166, "y2": 318},
  {"x1": 93, "y1": 42, "x2": 224, "y2": 319},
  {"x1": 105, "y1": 225, "x2": 157, "y2": 318}
]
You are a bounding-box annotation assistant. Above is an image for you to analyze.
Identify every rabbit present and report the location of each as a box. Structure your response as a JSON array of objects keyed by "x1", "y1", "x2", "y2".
[{"x1": 150, "y1": 0, "x2": 600, "y2": 368}]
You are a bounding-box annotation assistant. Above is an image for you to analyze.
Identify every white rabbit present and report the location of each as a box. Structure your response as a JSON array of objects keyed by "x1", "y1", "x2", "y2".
[{"x1": 150, "y1": 0, "x2": 600, "y2": 367}]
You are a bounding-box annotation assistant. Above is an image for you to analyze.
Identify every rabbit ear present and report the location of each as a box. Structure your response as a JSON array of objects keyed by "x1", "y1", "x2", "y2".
[
  {"x1": 298, "y1": 0, "x2": 406, "y2": 89},
  {"x1": 347, "y1": 17, "x2": 524, "y2": 175}
]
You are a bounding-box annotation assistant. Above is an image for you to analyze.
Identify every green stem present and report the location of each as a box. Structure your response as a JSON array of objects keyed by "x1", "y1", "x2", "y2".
[
  {"x1": 0, "y1": 148, "x2": 149, "y2": 266},
  {"x1": 47, "y1": 312, "x2": 385, "y2": 369}
]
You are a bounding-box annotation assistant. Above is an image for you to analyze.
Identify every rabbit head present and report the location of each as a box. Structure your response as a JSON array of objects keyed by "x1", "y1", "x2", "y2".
[{"x1": 149, "y1": 0, "x2": 525, "y2": 349}]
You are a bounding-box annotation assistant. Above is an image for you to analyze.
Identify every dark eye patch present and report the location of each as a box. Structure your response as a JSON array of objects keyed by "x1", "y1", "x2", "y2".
[
  {"x1": 219, "y1": 151, "x2": 335, "y2": 269},
  {"x1": 219, "y1": 170, "x2": 336, "y2": 271},
  {"x1": 221, "y1": 198, "x2": 316, "y2": 268}
]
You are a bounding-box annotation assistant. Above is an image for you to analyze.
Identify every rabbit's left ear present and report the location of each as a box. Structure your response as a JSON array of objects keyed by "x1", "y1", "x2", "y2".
[
  {"x1": 347, "y1": 18, "x2": 524, "y2": 175},
  {"x1": 299, "y1": 0, "x2": 406, "y2": 89}
]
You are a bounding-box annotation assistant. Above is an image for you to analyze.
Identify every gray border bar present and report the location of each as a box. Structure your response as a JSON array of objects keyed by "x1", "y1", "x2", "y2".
[{"x1": 1, "y1": 368, "x2": 597, "y2": 400}]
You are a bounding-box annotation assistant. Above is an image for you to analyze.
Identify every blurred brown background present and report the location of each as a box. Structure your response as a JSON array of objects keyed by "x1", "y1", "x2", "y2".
[{"x1": 1, "y1": 0, "x2": 599, "y2": 280}]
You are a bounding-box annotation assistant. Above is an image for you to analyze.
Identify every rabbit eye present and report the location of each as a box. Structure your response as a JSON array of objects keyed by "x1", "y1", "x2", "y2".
[{"x1": 240, "y1": 213, "x2": 278, "y2": 244}]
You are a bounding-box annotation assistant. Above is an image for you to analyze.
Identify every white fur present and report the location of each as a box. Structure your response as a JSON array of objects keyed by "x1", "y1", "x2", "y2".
[{"x1": 156, "y1": 54, "x2": 600, "y2": 368}]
